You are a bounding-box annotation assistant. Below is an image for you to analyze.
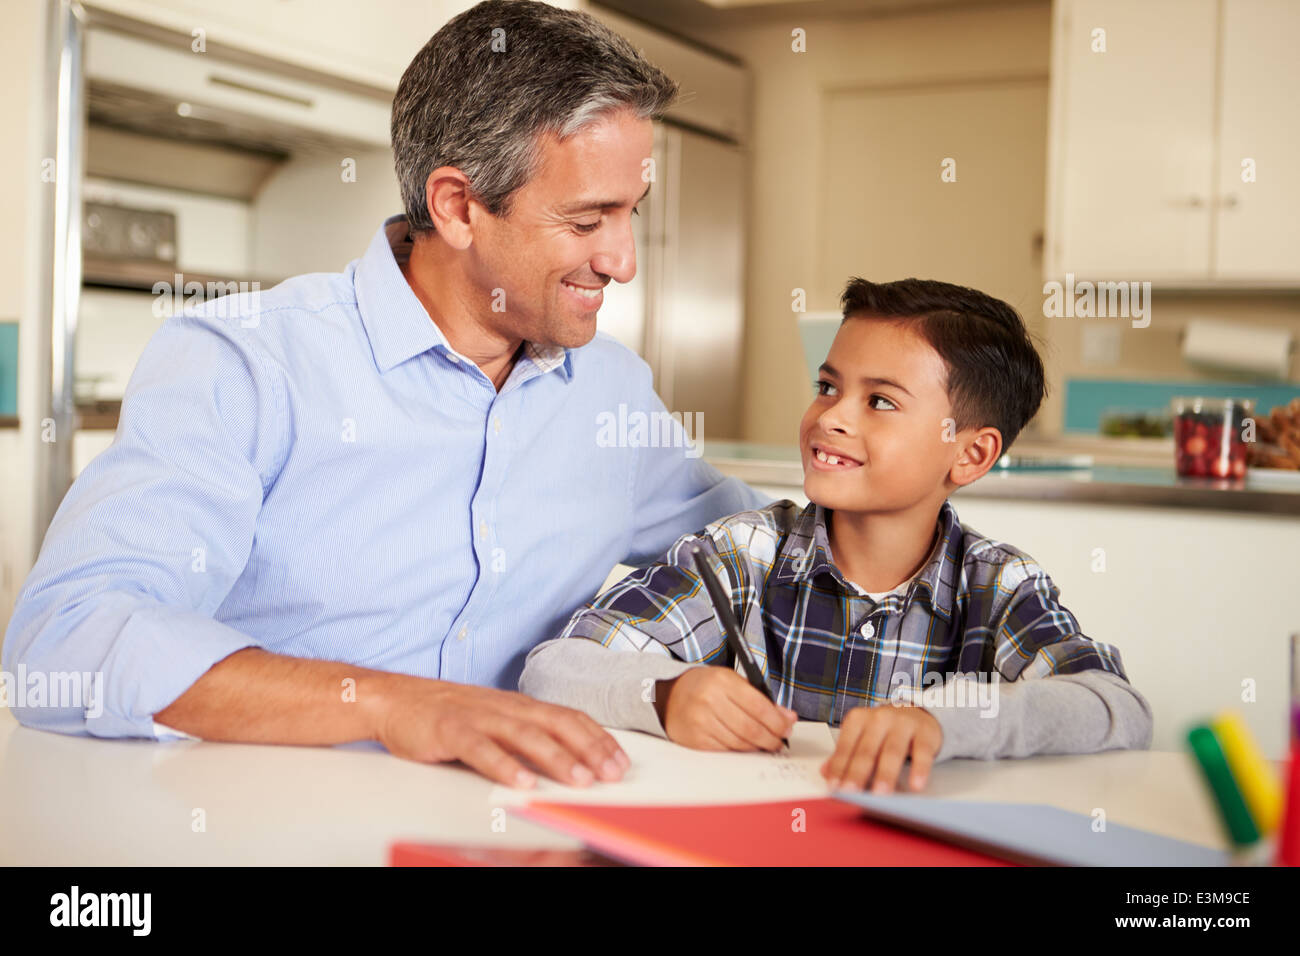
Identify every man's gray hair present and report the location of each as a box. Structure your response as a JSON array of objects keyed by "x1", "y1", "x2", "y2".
[{"x1": 392, "y1": 0, "x2": 679, "y2": 236}]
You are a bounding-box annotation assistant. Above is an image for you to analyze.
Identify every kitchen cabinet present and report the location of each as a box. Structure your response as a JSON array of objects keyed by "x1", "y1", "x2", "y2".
[
  {"x1": 1046, "y1": 0, "x2": 1300, "y2": 285},
  {"x1": 1214, "y1": 0, "x2": 1300, "y2": 280},
  {"x1": 83, "y1": 0, "x2": 500, "y2": 91}
]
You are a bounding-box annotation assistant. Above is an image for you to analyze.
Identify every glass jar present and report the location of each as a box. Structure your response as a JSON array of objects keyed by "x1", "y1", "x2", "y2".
[{"x1": 1171, "y1": 397, "x2": 1253, "y2": 479}]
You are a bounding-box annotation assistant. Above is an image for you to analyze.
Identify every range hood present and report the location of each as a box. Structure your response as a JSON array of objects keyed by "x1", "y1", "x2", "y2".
[{"x1": 85, "y1": 27, "x2": 392, "y2": 169}]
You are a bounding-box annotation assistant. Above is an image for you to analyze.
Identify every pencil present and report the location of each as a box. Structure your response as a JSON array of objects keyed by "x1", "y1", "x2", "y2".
[{"x1": 689, "y1": 545, "x2": 790, "y2": 750}]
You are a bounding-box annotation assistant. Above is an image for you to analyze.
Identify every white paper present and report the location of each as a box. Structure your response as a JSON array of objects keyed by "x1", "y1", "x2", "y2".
[{"x1": 489, "y1": 720, "x2": 839, "y2": 807}]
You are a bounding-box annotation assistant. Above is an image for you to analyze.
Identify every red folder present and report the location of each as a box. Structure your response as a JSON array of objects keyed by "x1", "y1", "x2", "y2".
[
  {"x1": 511, "y1": 797, "x2": 1012, "y2": 866},
  {"x1": 388, "y1": 842, "x2": 622, "y2": 866}
]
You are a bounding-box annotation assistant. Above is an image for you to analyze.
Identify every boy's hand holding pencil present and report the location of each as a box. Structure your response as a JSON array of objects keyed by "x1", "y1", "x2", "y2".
[{"x1": 653, "y1": 668, "x2": 798, "y2": 752}]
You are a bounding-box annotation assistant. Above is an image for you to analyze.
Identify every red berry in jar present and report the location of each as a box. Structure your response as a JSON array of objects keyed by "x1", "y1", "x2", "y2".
[{"x1": 1171, "y1": 398, "x2": 1254, "y2": 479}]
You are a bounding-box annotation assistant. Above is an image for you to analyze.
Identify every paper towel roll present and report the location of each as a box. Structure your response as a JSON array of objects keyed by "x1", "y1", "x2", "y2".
[{"x1": 1182, "y1": 319, "x2": 1293, "y2": 379}]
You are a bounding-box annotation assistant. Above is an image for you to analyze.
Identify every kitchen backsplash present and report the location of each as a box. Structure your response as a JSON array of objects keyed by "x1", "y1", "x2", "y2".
[{"x1": 1064, "y1": 378, "x2": 1300, "y2": 434}]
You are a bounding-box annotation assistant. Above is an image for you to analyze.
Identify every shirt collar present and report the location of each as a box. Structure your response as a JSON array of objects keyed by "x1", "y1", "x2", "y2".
[
  {"x1": 772, "y1": 499, "x2": 964, "y2": 621},
  {"x1": 353, "y1": 214, "x2": 573, "y2": 380}
]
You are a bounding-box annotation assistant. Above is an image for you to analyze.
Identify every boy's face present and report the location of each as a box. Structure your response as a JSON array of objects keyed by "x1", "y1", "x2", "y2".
[{"x1": 798, "y1": 316, "x2": 996, "y2": 514}]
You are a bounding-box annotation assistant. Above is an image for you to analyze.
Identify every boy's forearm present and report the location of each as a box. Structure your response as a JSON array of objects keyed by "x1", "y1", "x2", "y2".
[
  {"x1": 153, "y1": 647, "x2": 411, "y2": 745},
  {"x1": 925, "y1": 669, "x2": 1154, "y2": 762},
  {"x1": 519, "y1": 637, "x2": 700, "y2": 737}
]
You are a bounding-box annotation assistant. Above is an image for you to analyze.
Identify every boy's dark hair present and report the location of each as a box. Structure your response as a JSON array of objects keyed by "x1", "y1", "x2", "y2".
[{"x1": 839, "y1": 277, "x2": 1046, "y2": 451}]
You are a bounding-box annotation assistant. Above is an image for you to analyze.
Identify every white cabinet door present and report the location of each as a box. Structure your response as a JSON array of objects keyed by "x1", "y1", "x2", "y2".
[
  {"x1": 88, "y1": 0, "x2": 457, "y2": 89},
  {"x1": 1051, "y1": 0, "x2": 1218, "y2": 280},
  {"x1": 1214, "y1": 0, "x2": 1300, "y2": 281}
]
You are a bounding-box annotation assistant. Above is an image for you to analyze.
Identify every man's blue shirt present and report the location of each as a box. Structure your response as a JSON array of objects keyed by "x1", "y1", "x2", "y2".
[{"x1": 2, "y1": 216, "x2": 767, "y2": 738}]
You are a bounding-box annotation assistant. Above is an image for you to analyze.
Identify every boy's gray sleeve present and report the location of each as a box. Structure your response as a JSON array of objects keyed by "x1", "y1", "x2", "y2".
[
  {"x1": 928, "y1": 670, "x2": 1154, "y2": 762},
  {"x1": 519, "y1": 636, "x2": 702, "y2": 737},
  {"x1": 520, "y1": 517, "x2": 773, "y2": 735}
]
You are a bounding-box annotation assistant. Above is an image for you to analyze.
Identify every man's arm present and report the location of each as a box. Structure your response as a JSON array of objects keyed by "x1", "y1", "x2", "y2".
[
  {"x1": 2, "y1": 309, "x2": 624, "y2": 787},
  {"x1": 622, "y1": 371, "x2": 771, "y2": 567},
  {"x1": 2, "y1": 309, "x2": 280, "y2": 739},
  {"x1": 157, "y1": 647, "x2": 630, "y2": 787},
  {"x1": 154, "y1": 647, "x2": 400, "y2": 745}
]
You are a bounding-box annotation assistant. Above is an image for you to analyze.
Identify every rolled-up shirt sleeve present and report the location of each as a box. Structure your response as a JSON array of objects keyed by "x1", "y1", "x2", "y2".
[{"x1": 1, "y1": 307, "x2": 285, "y2": 739}]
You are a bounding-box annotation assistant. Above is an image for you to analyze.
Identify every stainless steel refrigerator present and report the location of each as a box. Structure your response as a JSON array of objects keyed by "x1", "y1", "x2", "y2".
[{"x1": 594, "y1": 120, "x2": 746, "y2": 441}]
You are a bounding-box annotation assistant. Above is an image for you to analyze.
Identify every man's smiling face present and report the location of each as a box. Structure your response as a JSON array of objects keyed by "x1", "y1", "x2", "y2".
[
  {"x1": 464, "y1": 108, "x2": 653, "y2": 350},
  {"x1": 799, "y1": 316, "x2": 969, "y2": 515}
]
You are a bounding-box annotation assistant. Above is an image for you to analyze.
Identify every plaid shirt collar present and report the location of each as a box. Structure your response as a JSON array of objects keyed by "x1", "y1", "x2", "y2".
[{"x1": 771, "y1": 499, "x2": 963, "y2": 624}]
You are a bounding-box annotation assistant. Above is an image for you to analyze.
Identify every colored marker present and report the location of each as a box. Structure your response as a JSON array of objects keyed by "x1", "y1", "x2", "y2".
[
  {"x1": 1188, "y1": 724, "x2": 1260, "y2": 847},
  {"x1": 1210, "y1": 712, "x2": 1282, "y2": 835}
]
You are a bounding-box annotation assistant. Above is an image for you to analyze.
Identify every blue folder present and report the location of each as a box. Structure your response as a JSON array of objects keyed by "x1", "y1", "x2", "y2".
[{"x1": 835, "y1": 792, "x2": 1230, "y2": 867}]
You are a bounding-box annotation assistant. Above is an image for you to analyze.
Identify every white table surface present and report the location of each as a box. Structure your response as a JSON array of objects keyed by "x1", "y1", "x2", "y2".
[{"x1": 0, "y1": 707, "x2": 1235, "y2": 865}]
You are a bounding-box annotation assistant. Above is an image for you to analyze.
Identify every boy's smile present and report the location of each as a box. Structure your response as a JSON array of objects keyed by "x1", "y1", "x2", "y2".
[{"x1": 808, "y1": 443, "x2": 863, "y2": 470}]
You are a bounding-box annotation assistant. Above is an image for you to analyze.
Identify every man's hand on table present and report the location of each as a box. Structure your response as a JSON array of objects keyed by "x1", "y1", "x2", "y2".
[{"x1": 374, "y1": 677, "x2": 630, "y2": 789}]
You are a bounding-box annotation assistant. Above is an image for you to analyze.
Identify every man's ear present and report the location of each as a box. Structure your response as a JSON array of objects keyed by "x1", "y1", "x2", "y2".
[
  {"x1": 423, "y1": 166, "x2": 475, "y2": 250},
  {"x1": 949, "y1": 426, "x2": 1003, "y2": 487}
]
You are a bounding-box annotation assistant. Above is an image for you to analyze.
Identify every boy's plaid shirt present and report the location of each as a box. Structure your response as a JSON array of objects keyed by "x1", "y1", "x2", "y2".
[{"x1": 554, "y1": 498, "x2": 1130, "y2": 726}]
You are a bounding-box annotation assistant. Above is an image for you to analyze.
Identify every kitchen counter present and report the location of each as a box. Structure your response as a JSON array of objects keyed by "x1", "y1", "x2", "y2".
[{"x1": 705, "y1": 439, "x2": 1300, "y2": 516}]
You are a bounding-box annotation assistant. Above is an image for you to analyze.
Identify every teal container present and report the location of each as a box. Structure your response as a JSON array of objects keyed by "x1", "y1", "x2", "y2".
[{"x1": 0, "y1": 322, "x2": 18, "y2": 417}]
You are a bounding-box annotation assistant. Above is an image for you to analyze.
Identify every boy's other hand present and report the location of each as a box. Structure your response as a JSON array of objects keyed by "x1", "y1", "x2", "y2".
[
  {"x1": 655, "y1": 667, "x2": 797, "y2": 751},
  {"x1": 821, "y1": 704, "x2": 942, "y2": 793}
]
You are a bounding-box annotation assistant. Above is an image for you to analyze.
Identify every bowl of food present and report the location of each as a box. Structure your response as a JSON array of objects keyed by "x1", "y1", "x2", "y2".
[
  {"x1": 1099, "y1": 407, "x2": 1171, "y2": 438},
  {"x1": 1171, "y1": 396, "x2": 1253, "y2": 479},
  {"x1": 1246, "y1": 397, "x2": 1300, "y2": 471}
]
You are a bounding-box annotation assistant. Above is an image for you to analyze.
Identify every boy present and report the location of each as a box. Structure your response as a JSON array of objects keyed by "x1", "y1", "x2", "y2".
[{"x1": 520, "y1": 278, "x2": 1152, "y2": 793}]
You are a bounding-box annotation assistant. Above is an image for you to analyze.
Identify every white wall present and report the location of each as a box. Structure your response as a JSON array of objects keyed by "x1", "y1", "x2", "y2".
[{"x1": 696, "y1": 4, "x2": 1057, "y2": 445}]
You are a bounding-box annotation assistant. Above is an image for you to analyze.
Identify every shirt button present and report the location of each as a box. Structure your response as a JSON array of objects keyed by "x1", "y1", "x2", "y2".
[
  {"x1": 457, "y1": 627, "x2": 468, "y2": 642},
  {"x1": 493, "y1": 417, "x2": 502, "y2": 434},
  {"x1": 478, "y1": 521, "x2": 488, "y2": 537},
  {"x1": 860, "y1": 621, "x2": 875, "y2": 639},
  {"x1": 447, "y1": 353, "x2": 460, "y2": 364}
]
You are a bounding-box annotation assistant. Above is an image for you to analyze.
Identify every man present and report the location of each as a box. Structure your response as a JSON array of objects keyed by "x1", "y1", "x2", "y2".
[{"x1": 1, "y1": 0, "x2": 767, "y2": 789}]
